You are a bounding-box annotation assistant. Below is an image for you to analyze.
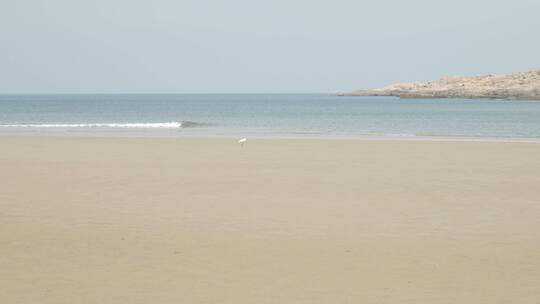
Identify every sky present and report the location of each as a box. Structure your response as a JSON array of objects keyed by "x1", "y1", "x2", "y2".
[{"x1": 1, "y1": 0, "x2": 539, "y2": 93}]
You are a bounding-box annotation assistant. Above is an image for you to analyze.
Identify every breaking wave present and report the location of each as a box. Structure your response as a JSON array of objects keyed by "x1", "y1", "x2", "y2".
[{"x1": 0, "y1": 121, "x2": 205, "y2": 129}]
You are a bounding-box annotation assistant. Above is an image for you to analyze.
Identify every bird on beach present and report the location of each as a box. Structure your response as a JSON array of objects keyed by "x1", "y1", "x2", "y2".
[{"x1": 238, "y1": 138, "x2": 247, "y2": 147}]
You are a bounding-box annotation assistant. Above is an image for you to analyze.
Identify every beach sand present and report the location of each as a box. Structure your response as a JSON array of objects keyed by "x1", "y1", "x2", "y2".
[{"x1": 1, "y1": 136, "x2": 540, "y2": 303}]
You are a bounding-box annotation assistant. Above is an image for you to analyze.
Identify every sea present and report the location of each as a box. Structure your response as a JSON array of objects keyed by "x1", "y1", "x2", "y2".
[{"x1": 1, "y1": 94, "x2": 539, "y2": 140}]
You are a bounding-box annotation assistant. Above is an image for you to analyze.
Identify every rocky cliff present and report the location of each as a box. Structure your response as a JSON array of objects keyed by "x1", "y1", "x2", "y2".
[{"x1": 351, "y1": 70, "x2": 540, "y2": 100}]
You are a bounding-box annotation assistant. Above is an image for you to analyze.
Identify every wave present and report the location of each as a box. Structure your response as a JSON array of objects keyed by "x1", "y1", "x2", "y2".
[
  {"x1": 0, "y1": 121, "x2": 205, "y2": 129},
  {"x1": 364, "y1": 132, "x2": 417, "y2": 137},
  {"x1": 179, "y1": 120, "x2": 207, "y2": 128}
]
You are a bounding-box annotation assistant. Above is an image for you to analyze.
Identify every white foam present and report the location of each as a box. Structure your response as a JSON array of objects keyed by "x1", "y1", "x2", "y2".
[{"x1": 0, "y1": 122, "x2": 183, "y2": 129}]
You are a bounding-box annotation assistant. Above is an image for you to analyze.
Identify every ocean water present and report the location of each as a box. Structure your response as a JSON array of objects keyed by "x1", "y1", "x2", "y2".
[{"x1": 1, "y1": 94, "x2": 540, "y2": 139}]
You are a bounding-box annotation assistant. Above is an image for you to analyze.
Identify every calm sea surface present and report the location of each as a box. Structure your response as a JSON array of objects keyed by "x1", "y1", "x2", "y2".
[{"x1": 1, "y1": 94, "x2": 539, "y2": 139}]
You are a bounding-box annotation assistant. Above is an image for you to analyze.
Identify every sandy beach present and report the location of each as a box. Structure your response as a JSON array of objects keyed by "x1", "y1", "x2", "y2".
[{"x1": 1, "y1": 136, "x2": 540, "y2": 303}]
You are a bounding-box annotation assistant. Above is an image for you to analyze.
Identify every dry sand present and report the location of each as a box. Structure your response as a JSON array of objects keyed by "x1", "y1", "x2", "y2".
[{"x1": 1, "y1": 136, "x2": 540, "y2": 303}]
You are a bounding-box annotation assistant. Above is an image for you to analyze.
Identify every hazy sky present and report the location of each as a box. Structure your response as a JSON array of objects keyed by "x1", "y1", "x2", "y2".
[{"x1": 1, "y1": 0, "x2": 539, "y2": 93}]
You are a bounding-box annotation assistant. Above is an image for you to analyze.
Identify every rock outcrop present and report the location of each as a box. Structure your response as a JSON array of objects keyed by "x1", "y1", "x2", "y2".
[{"x1": 350, "y1": 70, "x2": 540, "y2": 100}]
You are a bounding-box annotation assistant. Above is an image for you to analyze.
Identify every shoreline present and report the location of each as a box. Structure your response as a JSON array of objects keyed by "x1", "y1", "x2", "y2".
[
  {"x1": 1, "y1": 131, "x2": 539, "y2": 143},
  {"x1": 344, "y1": 94, "x2": 540, "y2": 101}
]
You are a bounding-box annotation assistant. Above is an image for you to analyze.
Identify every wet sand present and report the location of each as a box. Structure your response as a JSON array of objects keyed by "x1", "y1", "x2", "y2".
[{"x1": 1, "y1": 136, "x2": 540, "y2": 303}]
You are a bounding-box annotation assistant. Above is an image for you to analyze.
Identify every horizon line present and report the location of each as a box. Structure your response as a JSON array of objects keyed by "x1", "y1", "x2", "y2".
[{"x1": 0, "y1": 92, "x2": 341, "y2": 96}]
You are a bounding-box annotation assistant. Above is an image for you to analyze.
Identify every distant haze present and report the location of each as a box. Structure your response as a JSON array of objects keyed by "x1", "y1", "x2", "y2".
[{"x1": 1, "y1": 0, "x2": 539, "y2": 94}]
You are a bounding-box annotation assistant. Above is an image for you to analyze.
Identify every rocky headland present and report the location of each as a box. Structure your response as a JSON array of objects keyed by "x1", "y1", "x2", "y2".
[{"x1": 350, "y1": 70, "x2": 540, "y2": 100}]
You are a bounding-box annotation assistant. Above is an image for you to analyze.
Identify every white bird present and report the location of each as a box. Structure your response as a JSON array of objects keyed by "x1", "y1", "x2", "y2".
[{"x1": 238, "y1": 138, "x2": 247, "y2": 147}]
